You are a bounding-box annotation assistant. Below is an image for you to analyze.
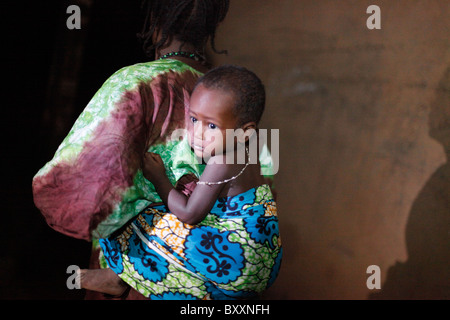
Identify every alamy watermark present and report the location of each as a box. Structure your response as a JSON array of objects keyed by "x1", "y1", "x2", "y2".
[
  {"x1": 66, "y1": 265, "x2": 81, "y2": 289},
  {"x1": 168, "y1": 127, "x2": 279, "y2": 175},
  {"x1": 366, "y1": 5, "x2": 381, "y2": 30},
  {"x1": 66, "y1": 263, "x2": 382, "y2": 291},
  {"x1": 66, "y1": 5, "x2": 81, "y2": 30},
  {"x1": 366, "y1": 265, "x2": 381, "y2": 289},
  {"x1": 67, "y1": 5, "x2": 381, "y2": 31}
]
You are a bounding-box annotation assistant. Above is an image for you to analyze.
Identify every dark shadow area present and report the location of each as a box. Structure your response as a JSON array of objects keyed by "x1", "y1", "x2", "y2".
[
  {"x1": 1, "y1": 0, "x2": 147, "y2": 299},
  {"x1": 370, "y1": 67, "x2": 450, "y2": 300}
]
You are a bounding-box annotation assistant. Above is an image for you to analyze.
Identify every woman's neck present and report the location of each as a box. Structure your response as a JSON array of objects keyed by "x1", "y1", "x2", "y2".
[{"x1": 156, "y1": 41, "x2": 209, "y2": 73}]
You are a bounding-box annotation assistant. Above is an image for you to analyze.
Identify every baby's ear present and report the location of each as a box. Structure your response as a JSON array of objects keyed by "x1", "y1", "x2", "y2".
[{"x1": 237, "y1": 122, "x2": 257, "y2": 144}]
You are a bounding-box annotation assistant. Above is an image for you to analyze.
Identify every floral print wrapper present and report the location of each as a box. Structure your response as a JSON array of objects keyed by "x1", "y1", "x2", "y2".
[{"x1": 99, "y1": 184, "x2": 282, "y2": 300}]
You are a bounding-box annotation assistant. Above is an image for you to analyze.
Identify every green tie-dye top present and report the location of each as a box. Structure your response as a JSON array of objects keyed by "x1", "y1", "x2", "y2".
[{"x1": 32, "y1": 59, "x2": 274, "y2": 241}]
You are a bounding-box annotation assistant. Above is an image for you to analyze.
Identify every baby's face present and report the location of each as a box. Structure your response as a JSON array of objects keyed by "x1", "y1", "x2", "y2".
[{"x1": 188, "y1": 84, "x2": 239, "y2": 160}]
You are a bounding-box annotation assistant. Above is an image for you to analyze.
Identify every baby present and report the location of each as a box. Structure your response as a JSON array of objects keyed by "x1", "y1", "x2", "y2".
[{"x1": 80, "y1": 65, "x2": 282, "y2": 300}]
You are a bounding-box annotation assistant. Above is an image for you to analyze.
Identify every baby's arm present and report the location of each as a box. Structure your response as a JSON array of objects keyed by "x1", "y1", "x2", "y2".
[{"x1": 143, "y1": 153, "x2": 229, "y2": 224}]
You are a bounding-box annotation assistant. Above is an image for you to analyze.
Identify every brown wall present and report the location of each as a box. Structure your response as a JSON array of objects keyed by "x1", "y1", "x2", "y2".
[{"x1": 211, "y1": 0, "x2": 450, "y2": 299}]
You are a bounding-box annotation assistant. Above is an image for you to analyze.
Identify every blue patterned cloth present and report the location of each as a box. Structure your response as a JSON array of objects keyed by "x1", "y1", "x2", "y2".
[{"x1": 99, "y1": 184, "x2": 282, "y2": 300}]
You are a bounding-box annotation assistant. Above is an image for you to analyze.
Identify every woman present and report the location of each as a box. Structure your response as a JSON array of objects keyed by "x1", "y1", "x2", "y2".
[
  {"x1": 33, "y1": 0, "x2": 229, "y2": 244},
  {"x1": 33, "y1": 0, "x2": 230, "y2": 299}
]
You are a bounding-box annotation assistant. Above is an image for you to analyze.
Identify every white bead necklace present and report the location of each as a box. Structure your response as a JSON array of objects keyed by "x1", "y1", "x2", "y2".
[{"x1": 196, "y1": 147, "x2": 250, "y2": 186}]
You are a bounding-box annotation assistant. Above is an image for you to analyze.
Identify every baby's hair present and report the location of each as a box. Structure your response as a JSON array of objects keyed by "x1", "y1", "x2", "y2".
[
  {"x1": 138, "y1": 0, "x2": 229, "y2": 58},
  {"x1": 195, "y1": 65, "x2": 266, "y2": 127}
]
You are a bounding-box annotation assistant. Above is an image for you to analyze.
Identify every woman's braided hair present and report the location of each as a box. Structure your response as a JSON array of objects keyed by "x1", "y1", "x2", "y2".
[{"x1": 138, "y1": 0, "x2": 229, "y2": 58}]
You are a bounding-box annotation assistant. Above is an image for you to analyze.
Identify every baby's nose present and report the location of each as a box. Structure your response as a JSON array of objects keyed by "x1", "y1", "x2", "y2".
[{"x1": 193, "y1": 121, "x2": 204, "y2": 140}]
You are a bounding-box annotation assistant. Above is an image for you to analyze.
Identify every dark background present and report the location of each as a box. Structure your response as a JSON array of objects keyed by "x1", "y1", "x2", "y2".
[{"x1": 2, "y1": 0, "x2": 148, "y2": 299}]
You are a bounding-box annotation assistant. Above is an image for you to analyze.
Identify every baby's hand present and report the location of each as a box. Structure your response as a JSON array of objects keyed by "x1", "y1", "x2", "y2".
[{"x1": 142, "y1": 152, "x2": 166, "y2": 183}]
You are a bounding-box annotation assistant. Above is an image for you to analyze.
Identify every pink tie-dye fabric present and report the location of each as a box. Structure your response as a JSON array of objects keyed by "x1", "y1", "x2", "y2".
[{"x1": 32, "y1": 60, "x2": 201, "y2": 241}]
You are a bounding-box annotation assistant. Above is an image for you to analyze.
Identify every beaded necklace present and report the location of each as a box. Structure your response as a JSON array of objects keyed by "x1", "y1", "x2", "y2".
[
  {"x1": 159, "y1": 51, "x2": 203, "y2": 62},
  {"x1": 197, "y1": 147, "x2": 250, "y2": 186}
]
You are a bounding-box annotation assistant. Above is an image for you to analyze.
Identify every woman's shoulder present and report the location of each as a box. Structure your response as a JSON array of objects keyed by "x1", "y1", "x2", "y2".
[
  {"x1": 96, "y1": 59, "x2": 202, "y2": 97},
  {"x1": 109, "y1": 59, "x2": 202, "y2": 82}
]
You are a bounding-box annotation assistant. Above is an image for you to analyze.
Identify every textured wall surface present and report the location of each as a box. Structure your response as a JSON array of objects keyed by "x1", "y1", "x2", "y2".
[{"x1": 211, "y1": 0, "x2": 449, "y2": 299}]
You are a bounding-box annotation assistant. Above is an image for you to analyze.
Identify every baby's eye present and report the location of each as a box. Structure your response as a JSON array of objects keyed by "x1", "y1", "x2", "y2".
[
  {"x1": 190, "y1": 116, "x2": 198, "y2": 124},
  {"x1": 208, "y1": 123, "x2": 217, "y2": 129}
]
